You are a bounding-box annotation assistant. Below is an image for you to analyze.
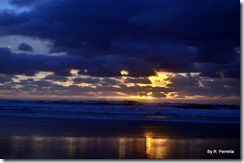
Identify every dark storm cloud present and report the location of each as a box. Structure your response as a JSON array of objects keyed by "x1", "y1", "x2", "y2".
[
  {"x1": 0, "y1": 10, "x2": 29, "y2": 26},
  {"x1": 167, "y1": 74, "x2": 199, "y2": 88},
  {"x1": 0, "y1": 47, "x2": 80, "y2": 76},
  {"x1": 9, "y1": 0, "x2": 37, "y2": 6},
  {"x1": 2, "y1": 0, "x2": 148, "y2": 47},
  {"x1": 14, "y1": 79, "x2": 69, "y2": 95},
  {"x1": 129, "y1": 0, "x2": 239, "y2": 39},
  {"x1": 196, "y1": 57, "x2": 240, "y2": 79},
  {"x1": 17, "y1": 43, "x2": 34, "y2": 52},
  {"x1": 0, "y1": 84, "x2": 13, "y2": 90},
  {"x1": 44, "y1": 74, "x2": 68, "y2": 82},
  {"x1": 89, "y1": 55, "x2": 156, "y2": 77},
  {"x1": 73, "y1": 77, "x2": 101, "y2": 84},
  {"x1": 100, "y1": 78, "x2": 120, "y2": 86},
  {"x1": 167, "y1": 74, "x2": 240, "y2": 98},
  {"x1": 0, "y1": 47, "x2": 153, "y2": 77},
  {"x1": 0, "y1": 0, "x2": 240, "y2": 79},
  {"x1": 0, "y1": 74, "x2": 13, "y2": 83},
  {"x1": 145, "y1": 44, "x2": 197, "y2": 71},
  {"x1": 125, "y1": 77, "x2": 152, "y2": 84},
  {"x1": 112, "y1": 40, "x2": 198, "y2": 72}
]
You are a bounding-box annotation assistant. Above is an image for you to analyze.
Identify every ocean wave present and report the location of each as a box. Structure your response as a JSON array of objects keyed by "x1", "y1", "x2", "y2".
[{"x1": 0, "y1": 100, "x2": 240, "y2": 124}]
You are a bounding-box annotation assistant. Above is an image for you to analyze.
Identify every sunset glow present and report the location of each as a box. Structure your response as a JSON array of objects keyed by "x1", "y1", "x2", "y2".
[
  {"x1": 0, "y1": 0, "x2": 240, "y2": 160},
  {"x1": 148, "y1": 71, "x2": 174, "y2": 88},
  {"x1": 120, "y1": 70, "x2": 129, "y2": 76},
  {"x1": 0, "y1": 0, "x2": 239, "y2": 104}
]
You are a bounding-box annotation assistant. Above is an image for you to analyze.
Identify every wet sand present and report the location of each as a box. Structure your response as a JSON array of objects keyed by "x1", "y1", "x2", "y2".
[{"x1": 0, "y1": 117, "x2": 240, "y2": 159}]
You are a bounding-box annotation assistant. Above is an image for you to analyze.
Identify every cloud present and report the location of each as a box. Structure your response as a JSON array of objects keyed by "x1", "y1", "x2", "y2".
[
  {"x1": 0, "y1": 0, "x2": 239, "y2": 79},
  {"x1": 44, "y1": 74, "x2": 68, "y2": 82},
  {"x1": 100, "y1": 78, "x2": 120, "y2": 86},
  {"x1": 0, "y1": 47, "x2": 79, "y2": 76},
  {"x1": 167, "y1": 74, "x2": 240, "y2": 98},
  {"x1": 125, "y1": 77, "x2": 151, "y2": 84},
  {"x1": 87, "y1": 55, "x2": 156, "y2": 77},
  {"x1": 167, "y1": 74, "x2": 199, "y2": 88},
  {"x1": 0, "y1": 71, "x2": 240, "y2": 101},
  {"x1": 0, "y1": 47, "x2": 154, "y2": 77},
  {"x1": 73, "y1": 77, "x2": 100, "y2": 84},
  {"x1": 196, "y1": 59, "x2": 240, "y2": 79},
  {"x1": 129, "y1": 0, "x2": 239, "y2": 40},
  {"x1": 0, "y1": 10, "x2": 29, "y2": 26},
  {"x1": 0, "y1": 0, "x2": 240, "y2": 102},
  {"x1": 9, "y1": 0, "x2": 37, "y2": 6},
  {"x1": 0, "y1": 74, "x2": 13, "y2": 83},
  {"x1": 17, "y1": 42, "x2": 34, "y2": 52}
]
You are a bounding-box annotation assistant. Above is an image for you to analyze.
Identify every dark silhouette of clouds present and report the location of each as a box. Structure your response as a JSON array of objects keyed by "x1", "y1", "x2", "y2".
[
  {"x1": 9, "y1": 0, "x2": 37, "y2": 6},
  {"x1": 0, "y1": 0, "x2": 240, "y2": 101},
  {"x1": 125, "y1": 77, "x2": 152, "y2": 84},
  {"x1": 0, "y1": 74, "x2": 13, "y2": 83},
  {"x1": 44, "y1": 74, "x2": 68, "y2": 82},
  {"x1": 0, "y1": 0, "x2": 240, "y2": 78},
  {"x1": 17, "y1": 43, "x2": 34, "y2": 52},
  {"x1": 73, "y1": 77, "x2": 101, "y2": 84},
  {"x1": 0, "y1": 10, "x2": 29, "y2": 26}
]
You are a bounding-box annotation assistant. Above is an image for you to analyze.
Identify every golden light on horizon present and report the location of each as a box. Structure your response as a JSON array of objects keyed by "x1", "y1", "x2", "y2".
[
  {"x1": 130, "y1": 95, "x2": 154, "y2": 100},
  {"x1": 148, "y1": 71, "x2": 174, "y2": 88},
  {"x1": 165, "y1": 92, "x2": 178, "y2": 99},
  {"x1": 147, "y1": 96, "x2": 153, "y2": 100},
  {"x1": 70, "y1": 69, "x2": 79, "y2": 76},
  {"x1": 120, "y1": 70, "x2": 129, "y2": 76},
  {"x1": 147, "y1": 92, "x2": 153, "y2": 100}
]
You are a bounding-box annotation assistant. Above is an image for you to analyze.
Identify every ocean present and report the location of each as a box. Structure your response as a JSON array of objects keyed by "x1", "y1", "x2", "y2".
[
  {"x1": 0, "y1": 100, "x2": 240, "y2": 159},
  {"x1": 0, "y1": 100, "x2": 240, "y2": 124}
]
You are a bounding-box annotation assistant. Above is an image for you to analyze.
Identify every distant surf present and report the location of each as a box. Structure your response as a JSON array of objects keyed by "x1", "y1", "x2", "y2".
[{"x1": 0, "y1": 100, "x2": 240, "y2": 124}]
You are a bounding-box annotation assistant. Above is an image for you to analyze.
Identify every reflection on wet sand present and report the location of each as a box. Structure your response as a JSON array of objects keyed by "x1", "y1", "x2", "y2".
[
  {"x1": 146, "y1": 136, "x2": 168, "y2": 159},
  {"x1": 64, "y1": 137, "x2": 76, "y2": 157},
  {"x1": 145, "y1": 131, "x2": 170, "y2": 159},
  {"x1": 118, "y1": 138, "x2": 126, "y2": 158},
  {"x1": 0, "y1": 134, "x2": 239, "y2": 159}
]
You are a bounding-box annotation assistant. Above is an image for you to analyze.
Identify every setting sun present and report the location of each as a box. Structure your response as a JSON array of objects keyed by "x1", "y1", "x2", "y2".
[
  {"x1": 146, "y1": 96, "x2": 153, "y2": 100},
  {"x1": 148, "y1": 71, "x2": 174, "y2": 87},
  {"x1": 130, "y1": 95, "x2": 154, "y2": 100}
]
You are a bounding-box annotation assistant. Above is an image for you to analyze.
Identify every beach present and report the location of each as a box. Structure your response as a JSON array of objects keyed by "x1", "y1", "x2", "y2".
[
  {"x1": 0, "y1": 0, "x2": 240, "y2": 160},
  {"x1": 0, "y1": 117, "x2": 240, "y2": 159}
]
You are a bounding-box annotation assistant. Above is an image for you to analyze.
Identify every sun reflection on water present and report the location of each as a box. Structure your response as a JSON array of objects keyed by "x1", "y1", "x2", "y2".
[
  {"x1": 8, "y1": 135, "x2": 172, "y2": 159},
  {"x1": 2, "y1": 133, "x2": 239, "y2": 159},
  {"x1": 145, "y1": 132, "x2": 169, "y2": 159},
  {"x1": 64, "y1": 137, "x2": 76, "y2": 157},
  {"x1": 118, "y1": 138, "x2": 126, "y2": 158}
]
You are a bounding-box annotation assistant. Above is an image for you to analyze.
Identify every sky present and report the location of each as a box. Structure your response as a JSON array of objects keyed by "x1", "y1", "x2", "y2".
[{"x1": 0, "y1": 0, "x2": 240, "y2": 104}]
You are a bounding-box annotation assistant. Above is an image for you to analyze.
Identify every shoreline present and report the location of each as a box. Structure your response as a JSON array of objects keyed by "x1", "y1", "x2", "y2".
[{"x1": 0, "y1": 117, "x2": 240, "y2": 139}]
